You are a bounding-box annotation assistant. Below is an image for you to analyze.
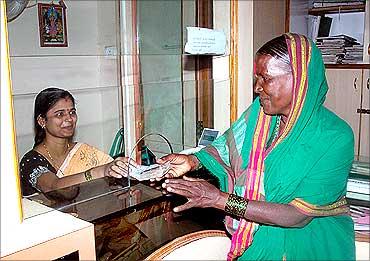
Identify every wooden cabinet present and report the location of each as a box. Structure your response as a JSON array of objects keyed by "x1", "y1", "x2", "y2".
[
  {"x1": 359, "y1": 69, "x2": 369, "y2": 160},
  {"x1": 325, "y1": 68, "x2": 369, "y2": 160},
  {"x1": 252, "y1": 0, "x2": 286, "y2": 54}
]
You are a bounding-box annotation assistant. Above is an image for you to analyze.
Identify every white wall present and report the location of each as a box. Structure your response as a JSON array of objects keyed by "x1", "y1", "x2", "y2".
[
  {"x1": 213, "y1": 0, "x2": 231, "y2": 133},
  {"x1": 237, "y1": 1, "x2": 254, "y2": 117},
  {"x1": 328, "y1": 12, "x2": 365, "y2": 44},
  {"x1": 289, "y1": 0, "x2": 309, "y2": 36},
  {"x1": 8, "y1": 0, "x2": 120, "y2": 158}
]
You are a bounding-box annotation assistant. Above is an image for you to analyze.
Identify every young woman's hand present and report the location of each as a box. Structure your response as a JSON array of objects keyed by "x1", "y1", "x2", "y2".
[{"x1": 103, "y1": 157, "x2": 138, "y2": 178}]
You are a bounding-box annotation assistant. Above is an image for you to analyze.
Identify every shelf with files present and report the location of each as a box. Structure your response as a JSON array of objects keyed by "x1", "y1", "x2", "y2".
[
  {"x1": 347, "y1": 198, "x2": 369, "y2": 243},
  {"x1": 289, "y1": 0, "x2": 369, "y2": 65},
  {"x1": 347, "y1": 176, "x2": 369, "y2": 195},
  {"x1": 346, "y1": 160, "x2": 369, "y2": 204},
  {"x1": 347, "y1": 158, "x2": 369, "y2": 243},
  {"x1": 308, "y1": 4, "x2": 365, "y2": 16},
  {"x1": 347, "y1": 197, "x2": 370, "y2": 208}
]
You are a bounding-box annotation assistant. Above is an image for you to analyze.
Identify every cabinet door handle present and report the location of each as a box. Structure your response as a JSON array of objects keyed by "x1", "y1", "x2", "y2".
[
  {"x1": 367, "y1": 78, "x2": 369, "y2": 90},
  {"x1": 353, "y1": 77, "x2": 358, "y2": 90},
  {"x1": 357, "y1": 108, "x2": 370, "y2": 114}
]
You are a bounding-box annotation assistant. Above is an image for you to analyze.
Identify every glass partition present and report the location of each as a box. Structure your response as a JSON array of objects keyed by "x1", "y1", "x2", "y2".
[
  {"x1": 136, "y1": 79, "x2": 228, "y2": 157},
  {"x1": 8, "y1": 1, "x2": 125, "y2": 219},
  {"x1": 8, "y1": 0, "x2": 224, "y2": 221},
  {"x1": 13, "y1": 86, "x2": 120, "y2": 159},
  {"x1": 26, "y1": 178, "x2": 163, "y2": 222}
]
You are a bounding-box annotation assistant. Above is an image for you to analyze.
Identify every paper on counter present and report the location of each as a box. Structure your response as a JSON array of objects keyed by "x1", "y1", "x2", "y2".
[{"x1": 128, "y1": 162, "x2": 171, "y2": 181}]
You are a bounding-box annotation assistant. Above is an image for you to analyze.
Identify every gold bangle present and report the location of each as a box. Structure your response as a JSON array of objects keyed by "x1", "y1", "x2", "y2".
[
  {"x1": 225, "y1": 194, "x2": 248, "y2": 218},
  {"x1": 84, "y1": 169, "x2": 93, "y2": 182}
]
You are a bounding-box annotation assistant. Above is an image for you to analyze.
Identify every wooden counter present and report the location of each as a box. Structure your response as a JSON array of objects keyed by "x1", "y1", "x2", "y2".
[
  {"x1": 27, "y1": 176, "x2": 225, "y2": 260},
  {"x1": 25, "y1": 173, "x2": 368, "y2": 260}
]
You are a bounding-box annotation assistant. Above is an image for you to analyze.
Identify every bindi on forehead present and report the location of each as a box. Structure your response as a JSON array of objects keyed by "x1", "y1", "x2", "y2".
[{"x1": 49, "y1": 98, "x2": 75, "y2": 112}]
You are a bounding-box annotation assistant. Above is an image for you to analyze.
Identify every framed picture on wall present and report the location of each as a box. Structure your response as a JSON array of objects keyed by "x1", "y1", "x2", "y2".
[{"x1": 38, "y1": 3, "x2": 68, "y2": 47}]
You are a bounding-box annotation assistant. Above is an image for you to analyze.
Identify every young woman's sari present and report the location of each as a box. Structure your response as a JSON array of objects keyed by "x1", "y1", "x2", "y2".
[
  {"x1": 56, "y1": 142, "x2": 113, "y2": 177},
  {"x1": 20, "y1": 143, "x2": 113, "y2": 196},
  {"x1": 195, "y1": 34, "x2": 355, "y2": 260}
]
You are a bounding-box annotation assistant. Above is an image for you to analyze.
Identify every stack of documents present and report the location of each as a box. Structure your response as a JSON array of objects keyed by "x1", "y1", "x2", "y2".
[
  {"x1": 346, "y1": 160, "x2": 370, "y2": 201},
  {"x1": 316, "y1": 35, "x2": 363, "y2": 64},
  {"x1": 312, "y1": 0, "x2": 365, "y2": 8},
  {"x1": 350, "y1": 205, "x2": 369, "y2": 235}
]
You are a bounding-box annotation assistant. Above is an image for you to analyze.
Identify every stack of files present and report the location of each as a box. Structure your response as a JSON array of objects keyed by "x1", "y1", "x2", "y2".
[
  {"x1": 316, "y1": 35, "x2": 362, "y2": 64},
  {"x1": 350, "y1": 205, "x2": 369, "y2": 236},
  {"x1": 346, "y1": 160, "x2": 370, "y2": 201},
  {"x1": 343, "y1": 45, "x2": 363, "y2": 63},
  {"x1": 312, "y1": 0, "x2": 365, "y2": 8}
]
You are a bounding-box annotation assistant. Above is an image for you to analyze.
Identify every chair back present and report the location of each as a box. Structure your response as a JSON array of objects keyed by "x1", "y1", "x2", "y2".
[
  {"x1": 109, "y1": 128, "x2": 125, "y2": 158},
  {"x1": 146, "y1": 230, "x2": 230, "y2": 260}
]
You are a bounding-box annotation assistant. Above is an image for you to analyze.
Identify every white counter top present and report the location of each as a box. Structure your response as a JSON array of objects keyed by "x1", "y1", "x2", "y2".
[{"x1": 1, "y1": 198, "x2": 93, "y2": 258}]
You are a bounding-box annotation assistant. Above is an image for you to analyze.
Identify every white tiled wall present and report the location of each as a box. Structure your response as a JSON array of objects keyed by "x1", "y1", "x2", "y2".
[
  {"x1": 9, "y1": 0, "x2": 236, "y2": 158},
  {"x1": 8, "y1": 1, "x2": 120, "y2": 158}
]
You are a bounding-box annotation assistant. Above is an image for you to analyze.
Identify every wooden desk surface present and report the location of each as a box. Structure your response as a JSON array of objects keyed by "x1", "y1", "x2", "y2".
[
  {"x1": 26, "y1": 176, "x2": 225, "y2": 260},
  {"x1": 93, "y1": 194, "x2": 225, "y2": 260}
]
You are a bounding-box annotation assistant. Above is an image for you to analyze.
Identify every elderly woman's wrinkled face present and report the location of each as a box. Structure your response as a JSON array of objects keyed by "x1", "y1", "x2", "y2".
[{"x1": 254, "y1": 54, "x2": 293, "y2": 117}]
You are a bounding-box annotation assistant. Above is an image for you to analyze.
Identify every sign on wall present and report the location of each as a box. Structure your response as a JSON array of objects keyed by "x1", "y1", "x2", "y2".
[
  {"x1": 184, "y1": 27, "x2": 226, "y2": 55},
  {"x1": 38, "y1": 3, "x2": 68, "y2": 47}
]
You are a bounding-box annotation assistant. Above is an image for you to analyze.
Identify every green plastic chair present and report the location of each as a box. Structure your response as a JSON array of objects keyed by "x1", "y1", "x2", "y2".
[{"x1": 109, "y1": 128, "x2": 125, "y2": 158}]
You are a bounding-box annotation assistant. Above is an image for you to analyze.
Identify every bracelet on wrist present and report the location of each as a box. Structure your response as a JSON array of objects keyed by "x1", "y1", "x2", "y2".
[
  {"x1": 84, "y1": 169, "x2": 93, "y2": 182},
  {"x1": 225, "y1": 193, "x2": 249, "y2": 218}
]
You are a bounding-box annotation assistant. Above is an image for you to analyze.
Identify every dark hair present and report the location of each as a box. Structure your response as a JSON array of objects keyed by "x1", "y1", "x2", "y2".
[
  {"x1": 256, "y1": 34, "x2": 291, "y2": 71},
  {"x1": 33, "y1": 87, "x2": 75, "y2": 147}
]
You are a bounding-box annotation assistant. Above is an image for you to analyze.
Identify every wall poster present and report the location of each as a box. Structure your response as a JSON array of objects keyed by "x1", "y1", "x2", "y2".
[{"x1": 38, "y1": 3, "x2": 68, "y2": 47}]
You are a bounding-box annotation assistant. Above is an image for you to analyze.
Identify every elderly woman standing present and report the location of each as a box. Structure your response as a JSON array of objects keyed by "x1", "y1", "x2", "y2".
[{"x1": 158, "y1": 34, "x2": 355, "y2": 260}]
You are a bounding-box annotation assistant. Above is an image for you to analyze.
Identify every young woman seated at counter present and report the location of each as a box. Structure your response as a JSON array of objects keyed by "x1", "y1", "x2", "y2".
[{"x1": 20, "y1": 87, "x2": 130, "y2": 196}]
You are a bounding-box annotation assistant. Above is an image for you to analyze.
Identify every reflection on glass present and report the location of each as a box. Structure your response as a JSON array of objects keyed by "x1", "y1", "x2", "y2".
[
  {"x1": 137, "y1": 79, "x2": 229, "y2": 156},
  {"x1": 137, "y1": 0, "x2": 185, "y2": 157},
  {"x1": 26, "y1": 178, "x2": 163, "y2": 221},
  {"x1": 8, "y1": 1, "x2": 122, "y2": 219},
  {"x1": 8, "y1": 0, "x2": 223, "y2": 222}
]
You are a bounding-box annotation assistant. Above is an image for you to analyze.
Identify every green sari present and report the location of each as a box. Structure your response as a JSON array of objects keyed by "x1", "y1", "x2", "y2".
[{"x1": 195, "y1": 34, "x2": 355, "y2": 260}]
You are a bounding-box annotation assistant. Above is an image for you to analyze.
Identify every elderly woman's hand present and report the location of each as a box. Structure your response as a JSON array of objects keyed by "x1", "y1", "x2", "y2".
[
  {"x1": 162, "y1": 176, "x2": 228, "y2": 212},
  {"x1": 103, "y1": 157, "x2": 138, "y2": 178},
  {"x1": 156, "y1": 154, "x2": 199, "y2": 180}
]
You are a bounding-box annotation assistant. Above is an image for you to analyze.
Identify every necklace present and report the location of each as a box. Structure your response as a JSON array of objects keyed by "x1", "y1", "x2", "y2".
[
  {"x1": 266, "y1": 116, "x2": 281, "y2": 149},
  {"x1": 43, "y1": 142, "x2": 70, "y2": 172}
]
